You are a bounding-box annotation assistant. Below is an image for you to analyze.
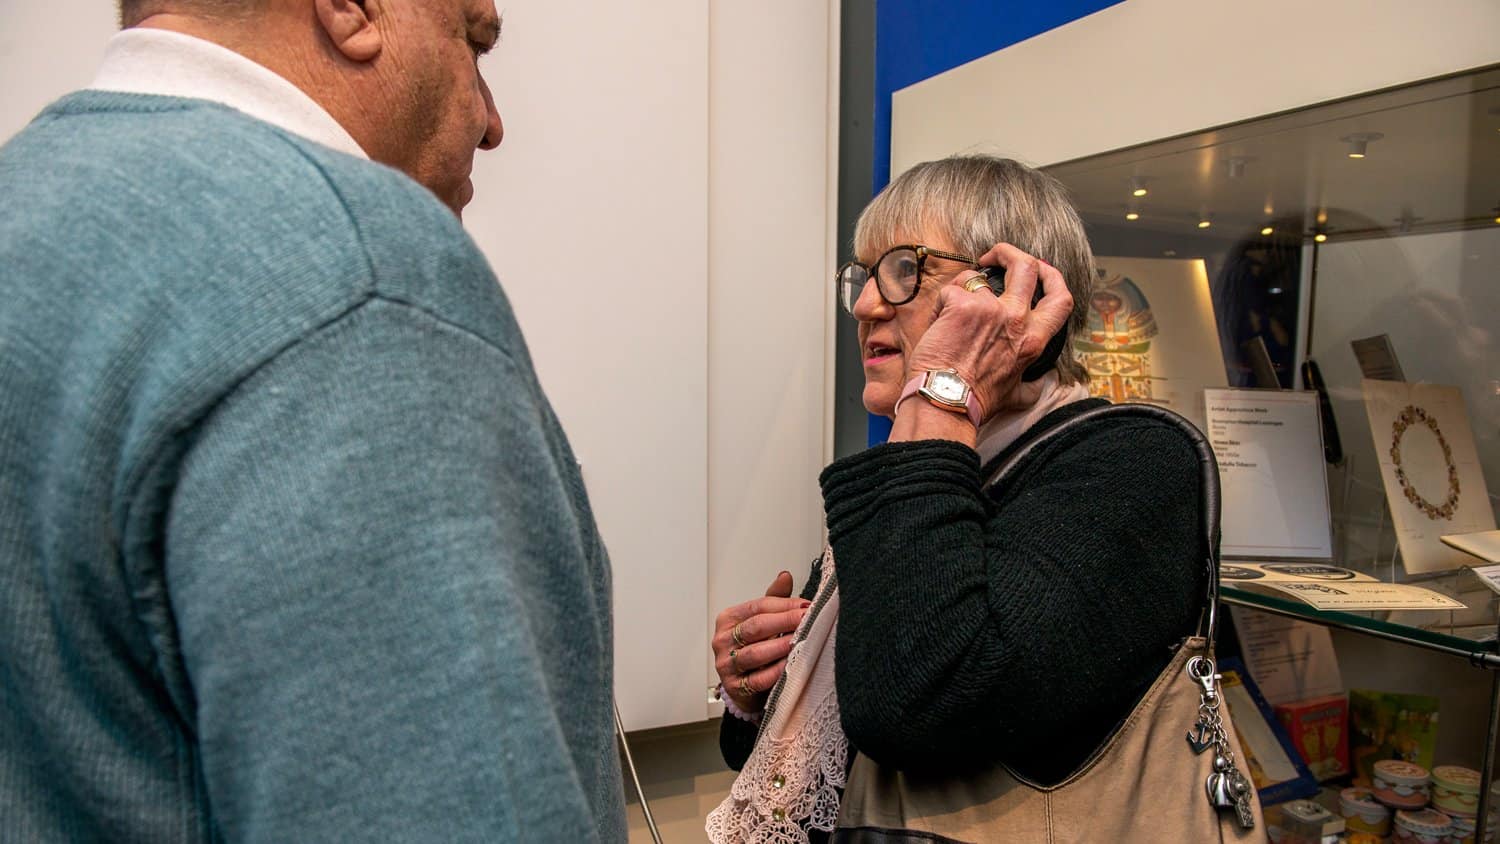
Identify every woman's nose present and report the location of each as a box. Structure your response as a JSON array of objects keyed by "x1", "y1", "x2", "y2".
[{"x1": 851, "y1": 277, "x2": 892, "y2": 321}]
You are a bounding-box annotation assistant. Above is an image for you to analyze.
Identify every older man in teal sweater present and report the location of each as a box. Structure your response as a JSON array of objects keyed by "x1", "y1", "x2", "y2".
[{"x1": 0, "y1": 0, "x2": 626, "y2": 840}]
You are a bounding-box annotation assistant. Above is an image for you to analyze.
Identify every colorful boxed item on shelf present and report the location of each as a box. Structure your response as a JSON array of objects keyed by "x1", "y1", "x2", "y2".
[
  {"x1": 1431, "y1": 765, "x2": 1481, "y2": 818},
  {"x1": 1392, "y1": 807, "x2": 1453, "y2": 842},
  {"x1": 1274, "y1": 694, "x2": 1349, "y2": 781},
  {"x1": 1349, "y1": 688, "x2": 1439, "y2": 784}
]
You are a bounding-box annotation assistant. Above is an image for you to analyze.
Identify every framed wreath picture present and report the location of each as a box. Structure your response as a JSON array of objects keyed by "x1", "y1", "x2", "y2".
[{"x1": 1361, "y1": 380, "x2": 1495, "y2": 573}]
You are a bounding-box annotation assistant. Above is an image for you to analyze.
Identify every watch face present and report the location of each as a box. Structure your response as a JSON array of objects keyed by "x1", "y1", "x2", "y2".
[{"x1": 927, "y1": 370, "x2": 967, "y2": 403}]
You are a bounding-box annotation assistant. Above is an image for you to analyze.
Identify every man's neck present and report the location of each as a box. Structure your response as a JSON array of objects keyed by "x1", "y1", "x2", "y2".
[{"x1": 132, "y1": 13, "x2": 380, "y2": 162}]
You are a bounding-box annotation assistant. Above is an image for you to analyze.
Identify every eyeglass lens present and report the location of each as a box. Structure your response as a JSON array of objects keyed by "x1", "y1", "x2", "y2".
[{"x1": 837, "y1": 247, "x2": 921, "y2": 314}]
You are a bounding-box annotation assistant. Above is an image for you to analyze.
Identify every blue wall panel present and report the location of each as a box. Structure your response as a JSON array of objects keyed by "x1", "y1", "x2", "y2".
[{"x1": 866, "y1": 0, "x2": 1122, "y2": 446}]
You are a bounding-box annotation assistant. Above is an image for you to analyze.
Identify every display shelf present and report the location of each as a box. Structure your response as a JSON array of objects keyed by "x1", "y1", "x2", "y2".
[
  {"x1": 1222, "y1": 566, "x2": 1500, "y2": 668},
  {"x1": 1223, "y1": 568, "x2": 1500, "y2": 841}
]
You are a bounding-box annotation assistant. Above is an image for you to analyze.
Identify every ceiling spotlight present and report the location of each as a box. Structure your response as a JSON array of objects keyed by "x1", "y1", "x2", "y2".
[
  {"x1": 1340, "y1": 132, "x2": 1384, "y2": 159},
  {"x1": 1197, "y1": 217, "x2": 1212, "y2": 229},
  {"x1": 1314, "y1": 232, "x2": 1328, "y2": 243},
  {"x1": 1130, "y1": 176, "x2": 1148, "y2": 197},
  {"x1": 1260, "y1": 226, "x2": 1274, "y2": 236},
  {"x1": 1125, "y1": 211, "x2": 1140, "y2": 221}
]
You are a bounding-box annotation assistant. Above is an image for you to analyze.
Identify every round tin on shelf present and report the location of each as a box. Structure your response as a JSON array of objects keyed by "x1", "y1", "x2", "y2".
[
  {"x1": 1447, "y1": 811, "x2": 1476, "y2": 844},
  {"x1": 1373, "y1": 759, "x2": 1432, "y2": 810},
  {"x1": 1392, "y1": 808, "x2": 1452, "y2": 843},
  {"x1": 1431, "y1": 765, "x2": 1481, "y2": 818},
  {"x1": 1341, "y1": 786, "x2": 1393, "y2": 836}
]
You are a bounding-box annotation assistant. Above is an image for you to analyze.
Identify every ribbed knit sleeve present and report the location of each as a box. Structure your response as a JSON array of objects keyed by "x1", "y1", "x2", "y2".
[{"x1": 821, "y1": 419, "x2": 1204, "y2": 784}]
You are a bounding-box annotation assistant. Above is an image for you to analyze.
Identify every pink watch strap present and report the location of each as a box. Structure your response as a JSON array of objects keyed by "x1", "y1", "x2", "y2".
[{"x1": 895, "y1": 373, "x2": 983, "y2": 427}]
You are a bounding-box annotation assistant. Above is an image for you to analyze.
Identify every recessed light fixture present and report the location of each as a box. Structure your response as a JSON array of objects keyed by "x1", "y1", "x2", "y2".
[
  {"x1": 1314, "y1": 232, "x2": 1328, "y2": 243},
  {"x1": 1130, "y1": 176, "x2": 1148, "y2": 197},
  {"x1": 1197, "y1": 218, "x2": 1212, "y2": 230},
  {"x1": 1340, "y1": 132, "x2": 1384, "y2": 159},
  {"x1": 1125, "y1": 211, "x2": 1140, "y2": 221},
  {"x1": 1260, "y1": 226, "x2": 1274, "y2": 236}
]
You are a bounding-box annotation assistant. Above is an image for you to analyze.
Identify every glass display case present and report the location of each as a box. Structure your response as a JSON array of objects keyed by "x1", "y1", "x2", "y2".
[{"x1": 1046, "y1": 65, "x2": 1500, "y2": 835}]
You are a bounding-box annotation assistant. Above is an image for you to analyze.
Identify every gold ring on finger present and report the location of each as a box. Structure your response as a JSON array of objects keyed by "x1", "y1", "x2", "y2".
[
  {"x1": 963, "y1": 275, "x2": 994, "y2": 295},
  {"x1": 739, "y1": 675, "x2": 755, "y2": 698},
  {"x1": 731, "y1": 624, "x2": 747, "y2": 648},
  {"x1": 729, "y1": 648, "x2": 741, "y2": 674}
]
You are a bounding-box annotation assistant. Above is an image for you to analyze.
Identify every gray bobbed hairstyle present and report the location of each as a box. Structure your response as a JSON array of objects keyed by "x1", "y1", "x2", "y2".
[{"x1": 853, "y1": 155, "x2": 1095, "y2": 386}]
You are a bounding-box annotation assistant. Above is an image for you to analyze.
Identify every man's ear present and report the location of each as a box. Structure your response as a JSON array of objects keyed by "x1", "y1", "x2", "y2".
[{"x1": 314, "y1": 0, "x2": 381, "y2": 63}]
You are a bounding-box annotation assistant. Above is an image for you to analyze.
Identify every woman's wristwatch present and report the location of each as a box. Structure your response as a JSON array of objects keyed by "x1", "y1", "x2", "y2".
[{"x1": 895, "y1": 369, "x2": 983, "y2": 426}]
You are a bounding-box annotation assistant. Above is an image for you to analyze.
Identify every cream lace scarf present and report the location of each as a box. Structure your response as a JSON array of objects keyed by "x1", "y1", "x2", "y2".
[{"x1": 706, "y1": 375, "x2": 1089, "y2": 843}]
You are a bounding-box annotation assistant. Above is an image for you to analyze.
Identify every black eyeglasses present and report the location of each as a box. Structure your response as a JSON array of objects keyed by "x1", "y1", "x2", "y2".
[{"x1": 834, "y1": 244, "x2": 977, "y2": 314}]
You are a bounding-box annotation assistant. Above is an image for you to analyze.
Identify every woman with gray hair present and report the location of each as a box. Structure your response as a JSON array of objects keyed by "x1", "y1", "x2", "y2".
[{"x1": 706, "y1": 155, "x2": 1222, "y2": 842}]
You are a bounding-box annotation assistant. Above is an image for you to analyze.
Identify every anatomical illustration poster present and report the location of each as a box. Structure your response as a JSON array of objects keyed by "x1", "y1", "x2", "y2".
[
  {"x1": 1083, "y1": 257, "x2": 1227, "y2": 434},
  {"x1": 1361, "y1": 380, "x2": 1496, "y2": 573}
]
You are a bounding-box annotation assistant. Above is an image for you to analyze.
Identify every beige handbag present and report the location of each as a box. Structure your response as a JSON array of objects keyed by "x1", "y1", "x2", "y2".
[{"x1": 833, "y1": 404, "x2": 1267, "y2": 843}]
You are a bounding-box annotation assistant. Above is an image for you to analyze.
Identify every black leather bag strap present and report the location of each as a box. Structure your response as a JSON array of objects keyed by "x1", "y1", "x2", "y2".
[{"x1": 980, "y1": 403, "x2": 1223, "y2": 650}]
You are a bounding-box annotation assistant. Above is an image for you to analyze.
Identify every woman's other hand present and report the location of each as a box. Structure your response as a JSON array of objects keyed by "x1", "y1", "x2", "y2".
[
  {"x1": 713, "y1": 571, "x2": 810, "y2": 714},
  {"x1": 903, "y1": 243, "x2": 1074, "y2": 420}
]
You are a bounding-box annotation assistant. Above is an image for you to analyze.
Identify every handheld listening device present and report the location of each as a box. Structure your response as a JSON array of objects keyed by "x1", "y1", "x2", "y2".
[{"x1": 978, "y1": 266, "x2": 1067, "y2": 382}]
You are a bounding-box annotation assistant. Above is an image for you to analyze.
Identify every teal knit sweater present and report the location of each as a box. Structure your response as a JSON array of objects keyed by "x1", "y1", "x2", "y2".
[{"x1": 0, "y1": 91, "x2": 626, "y2": 842}]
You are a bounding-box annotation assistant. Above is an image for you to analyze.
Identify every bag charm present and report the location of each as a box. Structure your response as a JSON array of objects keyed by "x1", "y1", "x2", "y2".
[{"x1": 1186, "y1": 655, "x2": 1255, "y2": 829}]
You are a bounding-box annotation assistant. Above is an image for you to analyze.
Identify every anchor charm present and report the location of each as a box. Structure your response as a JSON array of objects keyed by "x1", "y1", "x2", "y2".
[
  {"x1": 1186, "y1": 655, "x2": 1255, "y2": 830},
  {"x1": 1186, "y1": 721, "x2": 1214, "y2": 755}
]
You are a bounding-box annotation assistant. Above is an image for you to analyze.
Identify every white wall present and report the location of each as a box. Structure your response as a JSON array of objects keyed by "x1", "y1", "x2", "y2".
[
  {"x1": 467, "y1": 1, "x2": 714, "y2": 731},
  {"x1": 0, "y1": 1, "x2": 117, "y2": 141},
  {"x1": 0, "y1": 0, "x2": 836, "y2": 733},
  {"x1": 891, "y1": 0, "x2": 1500, "y2": 172},
  {"x1": 705, "y1": 3, "x2": 839, "y2": 717},
  {"x1": 473, "y1": 0, "x2": 835, "y2": 730}
]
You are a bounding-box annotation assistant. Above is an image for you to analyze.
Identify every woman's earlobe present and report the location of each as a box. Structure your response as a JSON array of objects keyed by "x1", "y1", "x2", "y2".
[{"x1": 314, "y1": 0, "x2": 382, "y2": 63}]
